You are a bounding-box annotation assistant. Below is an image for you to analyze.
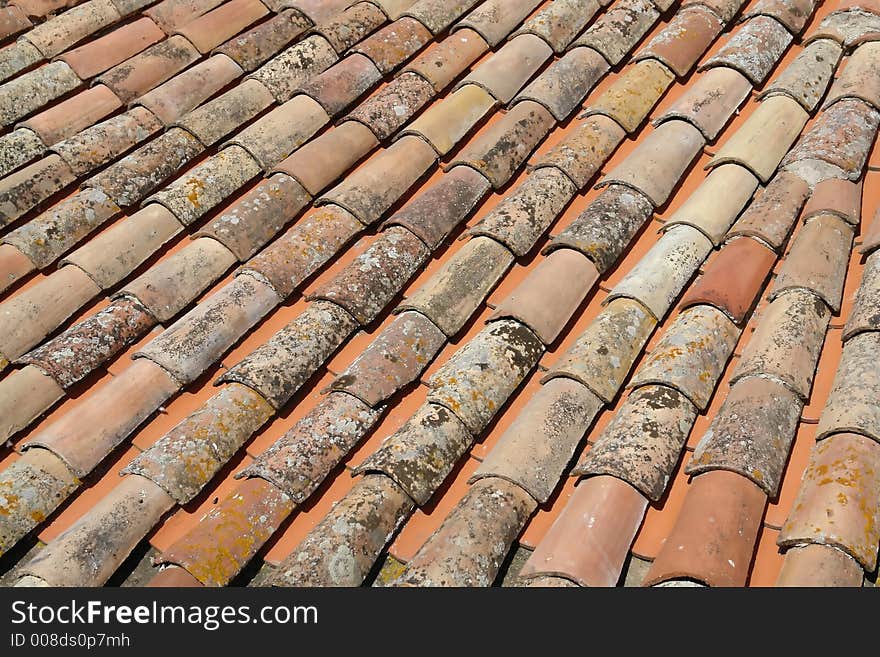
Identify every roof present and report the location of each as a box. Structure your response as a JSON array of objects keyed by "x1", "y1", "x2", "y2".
[{"x1": 0, "y1": 0, "x2": 878, "y2": 589}]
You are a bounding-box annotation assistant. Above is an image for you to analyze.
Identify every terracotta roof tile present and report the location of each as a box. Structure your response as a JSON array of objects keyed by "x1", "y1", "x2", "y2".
[
  {"x1": 727, "y1": 170, "x2": 808, "y2": 249},
  {"x1": 643, "y1": 471, "x2": 766, "y2": 586},
  {"x1": 401, "y1": 0, "x2": 480, "y2": 34},
  {"x1": 636, "y1": 6, "x2": 723, "y2": 78},
  {"x1": 272, "y1": 0, "x2": 350, "y2": 24},
  {"x1": 701, "y1": 15, "x2": 793, "y2": 84},
  {"x1": 310, "y1": 2, "x2": 386, "y2": 53},
  {"x1": 23, "y1": 0, "x2": 122, "y2": 58},
  {"x1": 20, "y1": 84, "x2": 122, "y2": 146},
  {"x1": 583, "y1": 59, "x2": 674, "y2": 134},
  {"x1": 743, "y1": 0, "x2": 817, "y2": 34},
  {"x1": 144, "y1": 0, "x2": 224, "y2": 32},
  {"x1": 758, "y1": 38, "x2": 841, "y2": 112},
  {"x1": 454, "y1": 0, "x2": 541, "y2": 48},
  {"x1": 776, "y1": 543, "x2": 864, "y2": 586},
  {"x1": 0, "y1": 5, "x2": 32, "y2": 40},
  {"x1": 530, "y1": 115, "x2": 626, "y2": 188},
  {"x1": 824, "y1": 42, "x2": 880, "y2": 111},
  {"x1": 572, "y1": 0, "x2": 661, "y2": 66},
  {"x1": 843, "y1": 252, "x2": 880, "y2": 340},
  {"x1": 805, "y1": 6, "x2": 880, "y2": 47},
  {"x1": 175, "y1": 0, "x2": 268, "y2": 53},
  {"x1": 350, "y1": 17, "x2": 431, "y2": 73},
  {"x1": 0, "y1": 60, "x2": 82, "y2": 128},
  {"x1": 459, "y1": 33, "x2": 552, "y2": 104},
  {"x1": 402, "y1": 84, "x2": 496, "y2": 155},
  {"x1": 59, "y1": 17, "x2": 165, "y2": 79},
  {"x1": 0, "y1": 40, "x2": 42, "y2": 84},
  {"x1": 816, "y1": 330, "x2": 880, "y2": 441},
  {"x1": 0, "y1": 153, "x2": 76, "y2": 226},
  {"x1": 802, "y1": 177, "x2": 862, "y2": 225},
  {"x1": 0, "y1": 127, "x2": 46, "y2": 179},
  {"x1": 214, "y1": 9, "x2": 311, "y2": 71},
  {"x1": 685, "y1": 0, "x2": 745, "y2": 22},
  {"x1": 345, "y1": 72, "x2": 434, "y2": 140},
  {"x1": 403, "y1": 28, "x2": 487, "y2": 92},
  {"x1": 512, "y1": 0, "x2": 602, "y2": 53},
  {"x1": 246, "y1": 34, "x2": 337, "y2": 103}
]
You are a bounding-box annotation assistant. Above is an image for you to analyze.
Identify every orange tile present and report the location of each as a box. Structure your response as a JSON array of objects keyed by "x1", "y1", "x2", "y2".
[
  {"x1": 655, "y1": 151, "x2": 714, "y2": 218},
  {"x1": 631, "y1": 451, "x2": 692, "y2": 560},
  {"x1": 834, "y1": 247, "x2": 863, "y2": 329},
  {"x1": 37, "y1": 446, "x2": 141, "y2": 544},
  {"x1": 688, "y1": 355, "x2": 737, "y2": 450},
  {"x1": 748, "y1": 527, "x2": 784, "y2": 587},
  {"x1": 765, "y1": 422, "x2": 815, "y2": 529},
  {"x1": 105, "y1": 324, "x2": 163, "y2": 377},
  {"x1": 801, "y1": 328, "x2": 843, "y2": 423},
  {"x1": 219, "y1": 296, "x2": 310, "y2": 370},
  {"x1": 471, "y1": 368, "x2": 542, "y2": 461},
  {"x1": 262, "y1": 466, "x2": 357, "y2": 565},
  {"x1": 388, "y1": 455, "x2": 480, "y2": 563},
  {"x1": 0, "y1": 448, "x2": 20, "y2": 470},
  {"x1": 148, "y1": 452, "x2": 254, "y2": 553},
  {"x1": 539, "y1": 285, "x2": 608, "y2": 369}
]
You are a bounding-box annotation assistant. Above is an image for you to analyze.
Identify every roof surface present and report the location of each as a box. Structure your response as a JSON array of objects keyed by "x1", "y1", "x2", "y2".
[{"x1": 0, "y1": 0, "x2": 879, "y2": 588}]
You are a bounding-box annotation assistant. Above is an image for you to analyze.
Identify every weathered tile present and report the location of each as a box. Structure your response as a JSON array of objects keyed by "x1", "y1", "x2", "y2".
[
  {"x1": 473, "y1": 378, "x2": 601, "y2": 503},
  {"x1": 84, "y1": 127, "x2": 204, "y2": 207},
  {"x1": 544, "y1": 297, "x2": 656, "y2": 403},
  {"x1": 385, "y1": 165, "x2": 491, "y2": 249},
  {"x1": 816, "y1": 331, "x2": 880, "y2": 442},
  {"x1": 642, "y1": 471, "x2": 766, "y2": 587},
  {"x1": 582, "y1": 59, "x2": 674, "y2": 134},
  {"x1": 598, "y1": 120, "x2": 705, "y2": 207},
  {"x1": 320, "y1": 135, "x2": 437, "y2": 224},
  {"x1": 3, "y1": 188, "x2": 120, "y2": 269},
  {"x1": 630, "y1": 305, "x2": 739, "y2": 410},
  {"x1": 275, "y1": 0, "x2": 351, "y2": 23},
  {"x1": 24, "y1": 359, "x2": 178, "y2": 477},
  {"x1": 514, "y1": 46, "x2": 609, "y2": 121},
  {"x1": 608, "y1": 225, "x2": 712, "y2": 321},
  {"x1": 571, "y1": 0, "x2": 661, "y2": 66},
  {"x1": 699, "y1": 15, "x2": 792, "y2": 84},
  {"x1": 426, "y1": 319, "x2": 544, "y2": 434},
  {"x1": 844, "y1": 251, "x2": 880, "y2": 340},
  {"x1": 490, "y1": 249, "x2": 599, "y2": 345},
  {"x1": 454, "y1": 0, "x2": 539, "y2": 47},
  {"x1": 732, "y1": 290, "x2": 831, "y2": 400},
  {"x1": 124, "y1": 384, "x2": 274, "y2": 503},
  {"x1": 393, "y1": 477, "x2": 537, "y2": 586},
  {"x1": 227, "y1": 95, "x2": 330, "y2": 170},
  {"x1": 770, "y1": 214, "x2": 853, "y2": 312},
  {"x1": 727, "y1": 170, "x2": 809, "y2": 250},
  {"x1": 215, "y1": 9, "x2": 312, "y2": 72},
  {"x1": 240, "y1": 205, "x2": 363, "y2": 299},
  {"x1": 349, "y1": 17, "x2": 430, "y2": 74},
  {"x1": 274, "y1": 120, "x2": 378, "y2": 195},
  {"x1": 824, "y1": 42, "x2": 880, "y2": 111},
  {"x1": 23, "y1": 0, "x2": 121, "y2": 58},
  {"x1": 665, "y1": 164, "x2": 760, "y2": 245},
  {"x1": 402, "y1": 83, "x2": 496, "y2": 155},
  {"x1": 110, "y1": 0, "x2": 158, "y2": 16},
  {"x1": 781, "y1": 99, "x2": 880, "y2": 180},
  {"x1": 0, "y1": 61, "x2": 81, "y2": 128},
  {"x1": 512, "y1": 0, "x2": 602, "y2": 53},
  {"x1": 802, "y1": 178, "x2": 862, "y2": 226},
  {"x1": 469, "y1": 167, "x2": 576, "y2": 257},
  {"x1": 240, "y1": 392, "x2": 382, "y2": 501},
  {"x1": 58, "y1": 17, "x2": 165, "y2": 79},
  {"x1": 758, "y1": 38, "x2": 841, "y2": 112},
  {"x1": 778, "y1": 432, "x2": 880, "y2": 570},
  {"x1": 397, "y1": 236, "x2": 513, "y2": 336},
  {"x1": 329, "y1": 312, "x2": 445, "y2": 406},
  {"x1": 0, "y1": 6, "x2": 31, "y2": 40},
  {"x1": 688, "y1": 377, "x2": 802, "y2": 496},
  {"x1": 403, "y1": 28, "x2": 487, "y2": 92},
  {"x1": 20, "y1": 84, "x2": 122, "y2": 146},
  {"x1": 707, "y1": 95, "x2": 809, "y2": 183},
  {"x1": 176, "y1": 79, "x2": 275, "y2": 147},
  {"x1": 576, "y1": 386, "x2": 698, "y2": 500},
  {"x1": 776, "y1": 543, "x2": 865, "y2": 587},
  {"x1": 295, "y1": 53, "x2": 380, "y2": 118},
  {"x1": 267, "y1": 474, "x2": 414, "y2": 587},
  {"x1": 0, "y1": 41, "x2": 42, "y2": 85},
  {"x1": 354, "y1": 402, "x2": 472, "y2": 505},
  {"x1": 805, "y1": 6, "x2": 880, "y2": 47},
  {"x1": 401, "y1": 0, "x2": 480, "y2": 34},
  {"x1": 635, "y1": 5, "x2": 723, "y2": 77},
  {"x1": 135, "y1": 273, "x2": 279, "y2": 385},
  {"x1": 174, "y1": 0, "x2": 268, "y2": 54},
  {"x1": 530, "y1": 115, "x2": 626, "y2": 189},
  {"x1": 62, "y1": 204, "x2": 182, "y2": 290},
  {"x1": 0, "y1": 154, "x2": 75, "y2": 228},
  {"x1": 218, "y1": 301, "x2": 358, "y2": 408},
  {"x1": 19, "y1": 297, "x2": 154, "y2": 389},
  {"x1": 0, "y1": 365, "x2": 64, "y2": 444},
  {"x1": 118, "y1": 237, "x2": 237, "y2": 322},
  {"x1": 309, "y1": 226, "x2": 429, "y2": 324},
  {"x1": 135, "y1": 53, "x2": 244, "y2": 125},
  {"x1": 448, "y1": 100, "x2": 554, "y2": 189},
  {"x1": 52, "y1": 106, "x2": 163, "y2": 177},
  {"x1": 345, "y1": 71, "x2": 435, "y2": 140},
  {"x1": 458, "y1": 33, "x2": 552, "y2": 104},
  {"x1": 152, "y1": 478, "x2": 294, "y2": 587},
  {"x1": 780, "y1": 158, "x2": 851, "y2": 188},
  {"x1": 144, "y1": 0, "x2": 225, "y2": 32},
  {"x1": 862, "y1": 207, "x2": 880, "y2": 256},
  {"x1": 743, "y1": 0, "x2": 816, "y2": 34},
  {"x1": 547, "y1": 184, "x2": 654, "y2": 273},
  {"x1": 311, "y1": 2, "x2": 386, "y2": 53},
  {"x1": 521, "y1": 475, "x2": 648, "y2": 587},
  {"x1": 679, "y1": 236, "x2": 775, "y2": 324},
  {"x1": 654, "y1": 66, "x2": 752, "y2": 141},
  {"x1": 0, "y1": 128, "x2": 45, "y2": 179},
  {"x1": 195, "y1": 174, "x2": 311, "y2": 261},
  {"x1": 247, "y1": 35, "x2": 338, "y2": 103}
]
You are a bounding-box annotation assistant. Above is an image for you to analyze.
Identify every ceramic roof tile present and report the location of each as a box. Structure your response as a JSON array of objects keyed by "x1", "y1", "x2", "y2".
[
  {"x1": 350, "y1": 17, "x2": 431, "y2": 73},
  {"x1": 58, "y1": 17, "x2": 165, "y2": 79},
  {"x1": 247, "y1": 34, "x2": 338, "y2": 103},
  {"x1": 701, "y1": 15, "x2": 793, "y2": 84},
  {"x1": 459, "y1": 33, "x2": 552, "y2": 104},
  {"x1": 345, "y1": 71, "x2": 435, "y2": 140},
  {"x1": 175, "y1": 78, "x2": 275, "y2": 146},
  {"x1": 310, "y1": 2, "x2": 386, "y2": 53},
  {"x1": 776, "y1": 543, "x2": 865, "y2": 586},
  {"x1": 134, "y1": 53, "x2": 243, "y2": 124},
  {"x1": 174, "y1": 0, "x2": 269, "y2": 53},
  {"x1": 0, "y1": 5, "x2": 32, "y2": 40},
  {"x1": 0, "y1": 366, "x2": 64, "y2": 444},
  {"x1": 22, "y1": 0, "x2": 121, "y2": 58},
  {"x1": 20, "y1": 84, "x2": 122, "y2": 146},
  {"x1": 0, "y1": 41, "x2": 43, "y2": 86},
  {"x1": 802, "y1": 177, "x2": 862, "y2": 225},
  {"x1": 843, "y1": 251, "x2": 880, "y2": 340},
  {"x1": 824, "y1": 42, "x2": 880, "y2": 111},
  {"x1": 0, "y1": 61, "x2": 82, "y2": 128},
  {"x1": 727, "y1": 170, "x2": 809, "y2": 250},
  {"x1": 402, "y1": 83, "x2": 497, "y2": 155},
  {"x1": 401, "y1": 0, "x2": 480, "y2": 34},
  {"x1": 403, "y1": 28, "x2": 487, "y2": 92},
  {"x1": 511, "y1": 0, "x2": 602, "y2": 53},
  {"x1": 271, "y1": 0, "x2": 350, "y2": 23},
  {"x1": 635, "y1": 6, "x2": 723, "y2": 78},
  {"x1": 571, "y1": 0, "x2": 661, "y2": 66},
  {"x1": 514, "y1": 45, "x2": 610, "y2": 121},
  {"x1": 805, "y1": 7, "x2": 880, "y2": 47},
  {"x1": 685, "y1": 0, "x2": 745, "y2": 19},
  {"x1": 757, "y1": 38, "x2": 841, "y2": 112},
  {"x1": 454, "y1": 0, "x2": 541, "y2": 47},
  {"x1": 743, "y1": 0, "x2": 817, "y2": 34},
  {"x1": 0, "y1": 153, "x2": 76, "y2": 227},
  {"x1": 582, "y1": 59, "x2": 675, "y2": 135},
  {"x1": 144, "y1": 0, "x2": 225, "y2": 31},
  {"x1": 214, "y1": 9, "x2": 312, "y2": 72}
]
